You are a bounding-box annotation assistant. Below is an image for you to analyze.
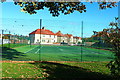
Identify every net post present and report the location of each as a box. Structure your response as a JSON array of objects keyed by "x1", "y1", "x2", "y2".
[
  {"x1": 39, "y1": 19, "x2": 42, "y2": 62},
  {"x1": 81, "y1": 21, "x2": 83, "y2": 62}
]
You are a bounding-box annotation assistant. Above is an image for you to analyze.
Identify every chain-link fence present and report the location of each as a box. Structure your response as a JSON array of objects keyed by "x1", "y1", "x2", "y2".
[
  {"x1": 1, "y1": 18, "x2": 114, "y2": 61},
  {"x1": 81, "y1": 21, "x2": 114, "y2": 62}
]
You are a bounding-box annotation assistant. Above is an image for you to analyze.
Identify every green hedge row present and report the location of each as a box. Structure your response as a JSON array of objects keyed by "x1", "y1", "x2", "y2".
[{"x1": 0, "y1": 43, "x2": 29, "y2": 48}]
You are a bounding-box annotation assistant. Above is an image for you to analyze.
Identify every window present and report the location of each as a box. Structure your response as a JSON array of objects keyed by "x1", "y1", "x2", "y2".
[
  {"x1": 36, "y1": 39, "x2": 39, "y2": 43},
  {"x1": 50, "y1": 35, "x2": 51, "y2": 37},
  {"x1": 47, "y1": 40, "x2": 49, "y2": 43},
  {"x1": 42, "y1": 40, "x2": 45, "y2": 42},
  {"x1": 54, "y1": 35, "x2": 55, "y2": 38},
  {"x1": 43, "y1": 35, "x2": 45, "y2": 37},
  {"x1": 37, "y1": 39, "x2": 39, "y2": 42}
]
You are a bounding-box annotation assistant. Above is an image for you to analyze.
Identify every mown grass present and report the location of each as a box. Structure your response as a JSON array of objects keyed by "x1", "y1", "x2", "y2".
[
  {"x1": 2, "y1": 63, "x2": 45, "y2": 79},
  {"x1": 2, "y1": 62, "x2": 117, "y2": 79}
]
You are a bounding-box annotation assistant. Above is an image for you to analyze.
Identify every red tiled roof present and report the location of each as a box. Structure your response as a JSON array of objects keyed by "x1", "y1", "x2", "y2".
[
  {"x1": 64, "y1": 34, "x2": 73, "y2": 38},
  {"x1": 29, "y1": 29, "x2": 55, "y2": 35},
  {"x1": 73, "y1": 36, "x2": 81, "y2": 39},
  {"x1": 55, "y1": 31, "x2": 64, "y2": 37},
  {"x1": 3, "y1": 34, "x2": 11, "y2": 35}
]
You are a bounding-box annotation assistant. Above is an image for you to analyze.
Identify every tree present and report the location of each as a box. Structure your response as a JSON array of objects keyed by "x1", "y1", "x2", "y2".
[
  {"x1": 3, "y1": 35, "x2": 9, "y2": 39},
  {"x1": 15, "y1": 2, "x2": 118, "y2": 16},
  {"x1": 92, "y1": 17, "x2": 120, "y2": 76},
  {"x1": 1, "y1": 1, "x2": 117, "y2": 17}
]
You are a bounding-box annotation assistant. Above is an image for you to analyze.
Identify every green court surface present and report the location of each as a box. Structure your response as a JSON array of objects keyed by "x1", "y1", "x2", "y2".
[{"x1": 2, "y1": 45, "x2": 114, "y2": 61}]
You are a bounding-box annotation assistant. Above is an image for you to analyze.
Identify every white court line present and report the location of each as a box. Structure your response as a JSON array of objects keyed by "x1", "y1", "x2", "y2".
[
  {"x1": 34, "y1": 46, "x2": 43, "y2": 54},
  {"x1": 24, "y1": 46, "x2": 39, "y2": 54},
  {"x1": 59, "y1": 49, "x2": 63, "y2": 51},
  {"x1": 35, "y1": 49, "x2": 40, "y2": 54},
  {"x1": 56, "y1": 46, "x2": 63, "y2": 51}
]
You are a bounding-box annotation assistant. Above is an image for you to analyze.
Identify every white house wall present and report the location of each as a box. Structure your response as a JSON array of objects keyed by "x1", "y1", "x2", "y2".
[
  {"x1": 70, "y1": 37, "x2": 73, "y2": 43},
  {"x1": 34, "y1": 34, "x2": 57, "y2": 44},
  {"x1": 29, "y1": 33, "x2": 82, "y2": 44},
  {"x1": 0, "y1": 39, "x2": 10, "y2": 44},
  {"x1": 78, "y1": 39, "x2": 82, "y2": 43},
  {"x1": 73, "y1": 38, "x2": 82, "y2": 44}
]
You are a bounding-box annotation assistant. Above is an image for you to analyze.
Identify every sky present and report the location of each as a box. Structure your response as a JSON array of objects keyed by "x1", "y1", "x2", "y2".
[{"x1": 0, "y1": 2, "x2": 119, "y2": 37}]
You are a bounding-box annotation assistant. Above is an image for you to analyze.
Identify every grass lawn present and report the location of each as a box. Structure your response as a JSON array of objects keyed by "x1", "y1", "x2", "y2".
[
  {"x1": 2, "y1": 62, "x2": 45, "y2": 79},
  {"x1": 1, "y1": 45, "x2": 114, "y2": 61},
  {"x1": 2, "y1": 61, "x2": 118, "y2": 79}
]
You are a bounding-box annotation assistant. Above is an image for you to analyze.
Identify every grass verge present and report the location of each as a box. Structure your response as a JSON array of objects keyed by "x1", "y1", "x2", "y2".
[{"x1": 2, "y1": 61, "x2": 118, "y2": 79}]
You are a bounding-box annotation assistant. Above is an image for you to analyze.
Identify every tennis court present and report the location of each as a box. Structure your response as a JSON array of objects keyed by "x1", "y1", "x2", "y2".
[{"x1": 10, "y1": 45, "x2": 114, "y2": 62}]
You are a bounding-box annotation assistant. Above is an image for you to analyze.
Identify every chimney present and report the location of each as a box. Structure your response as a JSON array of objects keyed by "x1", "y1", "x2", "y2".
[
  {"x1": 58, "y1": 31, "x2": 61, "y2": 32},
  {"x1": 42, "y1": 27, "x2": 45, "y2": 30}
]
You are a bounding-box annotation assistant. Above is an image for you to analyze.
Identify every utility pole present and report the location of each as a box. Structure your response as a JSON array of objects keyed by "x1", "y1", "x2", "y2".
[
  {"x1": 39, "y1": 19, "x2": 42, "y2": 61},
  {"x1": 22, "y1": 35, "x2": 24, "y2": 44},
  {"x1": 29, "y1": 36, "x2": 31, "y2": 47},
  {"x1": 8, "y1": 31, "x2": 10, "y2": 48},
  {"x1": 81, "y1": 21, "x2": 83, "y2": 62},
  {"x1": 14, "y1": 33, "x2": 15, "y2": 44},
  {"x1": 22, "y1": 25, "x2": 24, "y2": 44},
  {"x1": 2, "y1": 30, "x2": 4, "y2": 48}
]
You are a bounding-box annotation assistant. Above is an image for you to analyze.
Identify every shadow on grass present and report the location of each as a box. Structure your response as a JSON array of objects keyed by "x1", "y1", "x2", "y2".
[
  {"x1": 1, "y1": 47, "x2": 26, "y2": 60},
  {"x1": 30, "y1": 61, "x2": 117, "y2": 80}
]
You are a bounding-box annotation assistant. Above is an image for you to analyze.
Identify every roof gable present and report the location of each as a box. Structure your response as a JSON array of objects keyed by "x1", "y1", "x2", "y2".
[
  {"x1": 73, "y1": 36, "x2": 81, "y2": 39},
  {"x1": 29, "y1": 29, "x2": 55, "y2": 35},
  {"x1": 64, "y1": 34, "x2": 73, "y2": 38},
  {"x1": 55, "y1": 31, "x2": 64, "y2": 37}
]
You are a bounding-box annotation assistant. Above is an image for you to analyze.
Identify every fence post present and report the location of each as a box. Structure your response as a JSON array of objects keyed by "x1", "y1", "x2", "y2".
[
  {"x1": 81, "y1": 21, "x2": 83, "y2": 62},
  {"x1": 9, "y1": 31, "x2": 10, "y2": 48},
  {"x1": 2, "y1": 30, "x2": 4, "y2": 48},
  {"x1": 39, "y1": 19, "x2": 42, "y2": 61}
]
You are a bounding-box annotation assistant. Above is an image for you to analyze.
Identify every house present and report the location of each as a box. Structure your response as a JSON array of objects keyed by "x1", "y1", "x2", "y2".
[
  {"x1": 29, "y1": 27, "x2": 57, "y2": 44},
  {"x1": 0, "y1": 34, "x2": 11, "y2": 44},
  {"x1": 55, "y1": 31, "x2": 66, "y2": 43},
  {"x1": 73, "y1": 36, "x2": 82, "y2": 44},
  {"x1": 64, "y1": 34, "x2": 73, "y2": 44},
  {"x1": 55, "y1": 31, "x2": 82, "y2": 44},
  {"x1": 29, "y1": 27, "x2": 82, "y2": 45}
]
